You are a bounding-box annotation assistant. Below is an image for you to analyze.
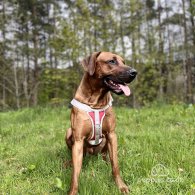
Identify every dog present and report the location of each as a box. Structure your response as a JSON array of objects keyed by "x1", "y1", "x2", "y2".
[{"x1": 65, "y1": 51, "x2": 137, "y2": 195}]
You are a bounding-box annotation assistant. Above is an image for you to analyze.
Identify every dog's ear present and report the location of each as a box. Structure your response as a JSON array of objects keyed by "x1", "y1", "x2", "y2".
[{"x1": 81, "y1": 52, "x2": 101, "y2": 76}]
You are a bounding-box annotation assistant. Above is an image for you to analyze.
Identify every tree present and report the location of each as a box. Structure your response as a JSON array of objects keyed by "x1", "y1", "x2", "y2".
[
  {"x1": 182, "y1": 0, "x2": 193, "y2": 103},
  {"x1": 0, "y1": 0, "x2": 195, "y2": 109}
]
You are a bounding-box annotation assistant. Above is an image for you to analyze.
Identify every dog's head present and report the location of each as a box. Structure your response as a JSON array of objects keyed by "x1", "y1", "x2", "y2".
[{"x1": 81, "y1": 51, "x2": 137, "y2": 96}]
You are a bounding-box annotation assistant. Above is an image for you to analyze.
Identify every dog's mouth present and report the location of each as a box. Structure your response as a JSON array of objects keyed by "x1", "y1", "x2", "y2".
[{"x1": 104, "y1": 77, "x2": 131, "y2": 96}]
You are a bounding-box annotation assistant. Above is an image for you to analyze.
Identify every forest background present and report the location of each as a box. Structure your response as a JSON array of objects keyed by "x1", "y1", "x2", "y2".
[{"x1": 0, "y1": 0, "x2": 195, "y2": 110}]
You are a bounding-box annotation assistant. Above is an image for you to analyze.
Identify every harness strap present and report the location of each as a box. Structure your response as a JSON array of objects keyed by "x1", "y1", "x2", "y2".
[
  {"x1": 88, "y1": 110, "x2": 105, "y2": 145},
  {"x1": 95, "y1": 110, "x2": 100, "y2": 144},
  {"x1": 70, "y1": 98, "x2": 113, "y2": 112},
  {"x1": 70, "y1": 98, "x2": 113, "y2": 145}
]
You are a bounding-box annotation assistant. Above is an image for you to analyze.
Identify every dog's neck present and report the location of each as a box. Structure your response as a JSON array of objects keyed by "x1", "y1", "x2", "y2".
[{"x1": 74, "y1": 73, "x2": 112, "y2": 109}]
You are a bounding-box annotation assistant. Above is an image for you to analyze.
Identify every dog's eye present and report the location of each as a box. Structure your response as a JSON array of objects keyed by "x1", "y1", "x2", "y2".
[{"x1": 108, "y1": 60, "x2": 117, "y2": 65}]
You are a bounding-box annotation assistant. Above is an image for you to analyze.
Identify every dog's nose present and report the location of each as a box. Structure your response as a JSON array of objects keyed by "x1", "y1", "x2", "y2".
[{"x1": 128, "y1": 68, "x2": 137, "y2": 77}]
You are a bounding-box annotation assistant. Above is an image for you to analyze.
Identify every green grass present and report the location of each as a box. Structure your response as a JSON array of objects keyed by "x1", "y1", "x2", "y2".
[{"x1": 0, "y1": 104, "x2": 195, "y2": 195}]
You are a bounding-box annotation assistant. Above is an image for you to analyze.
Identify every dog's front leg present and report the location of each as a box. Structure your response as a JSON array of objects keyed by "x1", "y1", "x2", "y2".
[
  {"x1": 69, "y1": 139, "x2": 84, "y2": 195},
  {"x1": 108, "y1": 132, "x2": 129, "y2": 194}
]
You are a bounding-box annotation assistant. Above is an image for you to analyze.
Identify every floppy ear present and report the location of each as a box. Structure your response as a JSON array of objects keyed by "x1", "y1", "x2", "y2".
[{"x1": 81, "y1": 52, "x2": 101, "y2": 76}]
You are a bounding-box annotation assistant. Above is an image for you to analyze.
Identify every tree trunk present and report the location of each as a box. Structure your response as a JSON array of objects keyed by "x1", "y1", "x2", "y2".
[
  {"x1": 14, "y1": 55, "x2": 20, "y2": 109},
  {"x1": 157, "y1": 0, "x2": 167, "y2": 98},
  {"x1": 119, "y1": 12, "x2": 125, "y2": 56},
  {"x1": 24, "y1": 22, "x2": 31, "y2": 107},
  {"x1": 2, "y1": 0, "x2": 6, "y2": 109},
  {"x1": 189, "y1": 0, "x2": 195, "y2": 103},
  {"x1": 182, "y1": 0, "x2": 193, "y2": 103},
  {"x1": 165, "y1": 0, "x2": 172, "y2": 63},
  {"x1": 2, "y1": 78, "x2": 6, "y2": 109},
  {"x1": 32, "y1": 4, "x2": 39, "y2": 106}
]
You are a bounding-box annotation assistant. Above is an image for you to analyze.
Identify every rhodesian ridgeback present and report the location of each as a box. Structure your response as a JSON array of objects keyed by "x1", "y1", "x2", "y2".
[{"x1": 65, "y1": 51, "x2": 137, "y2": 195}]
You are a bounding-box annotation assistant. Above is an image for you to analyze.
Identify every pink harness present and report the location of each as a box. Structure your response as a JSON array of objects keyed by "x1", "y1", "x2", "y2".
[{"x1": 71, "y1": 98, "x2": 113, "y2": 145}]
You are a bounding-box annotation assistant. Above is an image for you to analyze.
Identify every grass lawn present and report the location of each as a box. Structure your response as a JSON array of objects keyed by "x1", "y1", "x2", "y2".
[{"x1": 0, "y1": 104, "x2": 195, "y2": 195}]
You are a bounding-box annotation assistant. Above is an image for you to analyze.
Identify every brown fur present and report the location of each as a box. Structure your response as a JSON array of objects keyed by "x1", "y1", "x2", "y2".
[{"x1": 65, "y1": 52, "x2": 135, "y2": 195}]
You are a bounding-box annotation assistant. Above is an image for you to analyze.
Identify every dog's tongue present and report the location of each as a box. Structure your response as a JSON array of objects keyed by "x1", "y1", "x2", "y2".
[{"x1": 119, "y1": 84, "x2": 131, "y2": 96}]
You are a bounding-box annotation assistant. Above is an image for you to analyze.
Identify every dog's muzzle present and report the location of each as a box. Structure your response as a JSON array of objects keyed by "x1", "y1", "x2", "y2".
[
  {"x1": 127, "y1": 68, "x2": 137, "y2": 78},
  {"x1": 104, "y1": 68, "x2": 137, "y2": 96}
]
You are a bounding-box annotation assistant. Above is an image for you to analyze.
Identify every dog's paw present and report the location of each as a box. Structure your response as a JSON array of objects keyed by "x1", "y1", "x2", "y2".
[
  {"x1": 68, "y1": 191, "x2": 77, "y2": 195},
  {"x1": 68, "y1": 187, "x2": 78, "y2": 195},
  {"x1": 116, "y1": 177, "x2": 130, "y2": 194},
  {"x1": 119, "y1": 184, "x2": 129, "y2": 194}
]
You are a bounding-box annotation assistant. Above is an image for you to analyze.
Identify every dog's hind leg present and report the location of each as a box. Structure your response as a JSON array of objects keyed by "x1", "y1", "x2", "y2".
[
  {"x1": 65, "y1": 128, "x2": 73, "y2": 150},
  {"x1": 64, "y1": 128, "x2": 73, "y2": 168},
  {"x1": 101, "y1": 140, "x2": 109, "y2": 162}
]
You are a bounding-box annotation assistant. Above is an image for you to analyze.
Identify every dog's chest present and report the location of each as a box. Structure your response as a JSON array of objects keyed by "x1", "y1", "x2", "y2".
[{"x1": 71, "y1": 98, "x2": 114, "y2": 145}]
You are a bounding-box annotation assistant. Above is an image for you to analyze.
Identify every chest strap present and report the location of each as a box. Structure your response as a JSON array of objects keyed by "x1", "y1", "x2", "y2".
[{"x1": 70, "y1": 98, "x2": 113, "y2": 145}]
